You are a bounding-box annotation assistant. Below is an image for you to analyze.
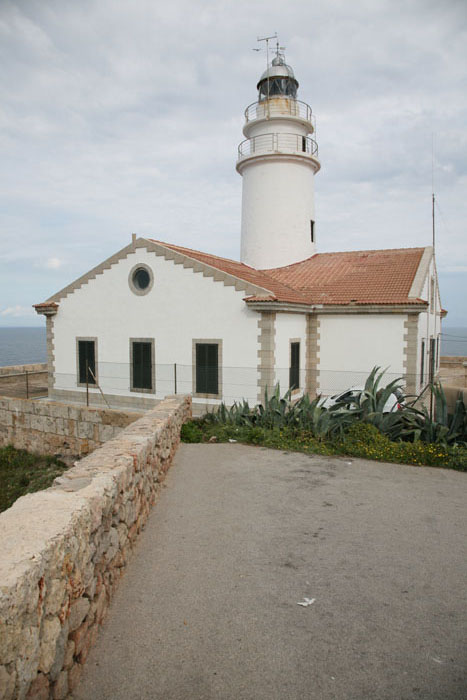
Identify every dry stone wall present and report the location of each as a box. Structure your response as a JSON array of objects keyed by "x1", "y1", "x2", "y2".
[
  {"x1": 0, "y1": 394, "x2": 191, "y2": 700},
  {"x1": 0, "y1": 396, "x2": 143, "y2": 458}
]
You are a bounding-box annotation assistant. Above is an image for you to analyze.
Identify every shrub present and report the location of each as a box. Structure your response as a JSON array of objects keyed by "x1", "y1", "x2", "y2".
[
  {"x1": 180, "y1": 421, "x2": 205, "y2": 443},
  {"x1": 0, "y1": 446, "x2": 68, "y2": 513},
  {"x1": 181, "y1": 369, "x2": 467, "y2": 471}
]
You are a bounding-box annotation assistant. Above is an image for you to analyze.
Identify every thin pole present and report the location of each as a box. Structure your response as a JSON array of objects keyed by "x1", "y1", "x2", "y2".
[
  {"x1": 88, "y1": 367, "x2": 110, "y2": 409},
  {"x1": 25, "y1": 370, "x2": 29, "y2": 399},
  {"x1": 86, "y1": 361, "x2": 89, "y2": 407},
  {"x1": 174, "y1": 363, "x2": 177, "y2": 394},
  {"x1": 257, "y1": 33, "x2": 277, "y2": 108}
]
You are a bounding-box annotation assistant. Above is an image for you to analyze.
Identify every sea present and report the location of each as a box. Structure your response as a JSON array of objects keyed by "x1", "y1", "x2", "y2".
[
  {"x1": 0, "y1": 327, "x2": 47, "y2": 367},
  {"x1": 0, "y1": 325, "x2": 467, "y2": 368}
]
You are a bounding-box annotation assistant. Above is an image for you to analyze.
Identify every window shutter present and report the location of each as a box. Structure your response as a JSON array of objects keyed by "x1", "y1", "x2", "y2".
[
  {"x1": 78, "y1": 341, "x2": 96, "y2": 384},
  {"x1": 132, "y1": 342, "x2": 152, "y2": 390},
  {"x1": 289, "y1": 342, "x2": 300, "y2": 390},
  {"x1": 196, "y1": 343, "x2": 218, "y2": 394}
]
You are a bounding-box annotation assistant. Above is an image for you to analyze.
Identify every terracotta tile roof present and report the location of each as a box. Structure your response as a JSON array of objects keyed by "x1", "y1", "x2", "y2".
[
  {"x1": 150, "y1": 240, "x2": 428, "y2": 307},
  {"x1": 33, "y1": 302, "x2": 59, "y2": 309},
  {"x1": 149, "y1": 240, "x2": 310, "y2": 304},
  {"x1": 262, "y1": 247, "x2": 427, "y2": 305}
]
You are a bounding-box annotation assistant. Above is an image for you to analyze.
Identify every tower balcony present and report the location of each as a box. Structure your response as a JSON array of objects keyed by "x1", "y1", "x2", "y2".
[
  {"x1": 244, "y1": 98, "x2": 316, "y2": 131},
  {"x1": 237, "y1": 132, "x2": 319, "y2": 166}
]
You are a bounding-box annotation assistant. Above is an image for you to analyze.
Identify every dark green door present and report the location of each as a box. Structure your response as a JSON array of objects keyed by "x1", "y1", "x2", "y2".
[
  {"x1": 78, "y1": 340, "x2": 96, "y2": 384},
  {"x1": 196, "y1": 343, "x2": 218, "y2": 394},
  {"x1": 132, "y1": 342, "x2": 152, "y2": 390},
  {"x1": 289, "y1": 342, "x2": 300, "y2": 390}
]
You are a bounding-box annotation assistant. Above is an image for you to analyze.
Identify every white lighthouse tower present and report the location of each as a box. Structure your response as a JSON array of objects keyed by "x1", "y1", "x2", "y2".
[{"x1": 237, "y1": 45, "x2": 320, "y2": 270}]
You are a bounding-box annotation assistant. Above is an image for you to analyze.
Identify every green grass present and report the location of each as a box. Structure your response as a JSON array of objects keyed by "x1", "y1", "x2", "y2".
[
  {"x1": 0, "y1": 446, "x2": 69, "y2": 513},
  {"x1": 181, "y1": 420, "x2": 467, "y2": 471}
]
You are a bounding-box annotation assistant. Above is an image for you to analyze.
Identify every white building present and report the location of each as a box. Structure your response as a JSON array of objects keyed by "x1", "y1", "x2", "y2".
[{"x1": 35, "y1": 49, "x2": 444, "y2": 412}]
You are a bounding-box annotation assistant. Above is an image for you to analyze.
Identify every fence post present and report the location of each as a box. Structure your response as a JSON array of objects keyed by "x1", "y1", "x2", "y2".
[
  {"x1": 25, "y1": 370, "x2": 29, "y2": 399},
  {"x1": 174, "y1": 363, "x2": 177, "y2": 394}
]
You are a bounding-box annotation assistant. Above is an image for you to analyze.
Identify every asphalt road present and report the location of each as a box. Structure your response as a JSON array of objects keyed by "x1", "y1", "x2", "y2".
[{"x1": 73, "y1": 443, "x2": 467, "y2": 700}]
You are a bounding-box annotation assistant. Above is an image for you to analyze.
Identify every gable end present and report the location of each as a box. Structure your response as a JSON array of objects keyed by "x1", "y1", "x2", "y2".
[{"x1": 408, "y1": 246, "x2": 433, "y2": 299}]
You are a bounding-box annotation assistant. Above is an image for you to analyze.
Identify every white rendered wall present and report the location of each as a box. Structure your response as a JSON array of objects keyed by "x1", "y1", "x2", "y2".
[
  {"x1": 274, "y1": 313, "x2": 307, "y2": 396},
  {"x1": 317, "y1": 314, "x2": 407, "y2": 396},
  {"x1": 52, "y1": 248, "x2": 260, "y2": 406},
  {"x1": 246, "y1": 118, "x2": 309, "y2": 139},
  {"x1": 239, "y1": 158, "x2": 316, "y2": 269}
]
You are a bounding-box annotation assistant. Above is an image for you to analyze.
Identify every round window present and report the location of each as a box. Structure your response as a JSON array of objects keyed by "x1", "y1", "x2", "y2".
[
  {"x1": 128, "y1": 264, "x2": 154, "y2": 296},
  {"x1": 133, "y1": 267, "x2": 150, "y2": 290}
]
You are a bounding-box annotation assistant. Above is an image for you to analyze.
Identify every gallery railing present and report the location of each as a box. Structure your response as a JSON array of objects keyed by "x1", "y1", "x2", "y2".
[
  {"x1": 238, "y1": 133, "x2": 319, "y2": 160},
  {"x1": 244, "y1": 99, "x2": 315, "y2": 125}
]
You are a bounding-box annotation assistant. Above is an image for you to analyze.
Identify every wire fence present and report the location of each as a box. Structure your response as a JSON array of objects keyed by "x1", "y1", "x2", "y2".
[
  {"x1": 1, "y1": 361, "x2": 465, "y2": 409},
  {"x1": 49, "y1": 362, "x2": 467, "y2": 407},
  {"x1": 0, "y1": 370, "x2": 48, "y2": 399}
]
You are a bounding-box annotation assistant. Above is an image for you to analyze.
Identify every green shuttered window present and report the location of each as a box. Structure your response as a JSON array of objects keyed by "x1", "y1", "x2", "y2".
[
  {"x1": 196, "y1": 343, "x2": 218, "y2": 395},
  {"x1": 78, "y1": 340, "x2": 96, "y2": 385},
  {"x1": 289, "y1": 342, "x2": 300, "y2": 390},
  {"x1": 132, "y1": 341, "x2": 153, "y2": 390}
]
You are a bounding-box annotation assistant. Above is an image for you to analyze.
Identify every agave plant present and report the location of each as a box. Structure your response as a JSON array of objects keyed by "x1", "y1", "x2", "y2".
[
  {"x1": 399, "y1": 383, "x2": 467, "y2": 447},
  {"x1": 329, "y1": 367, "x2": 405, "y2": 426},
  {"x1": 203, "y1": 369, "x2": 467, "y2": 448}
]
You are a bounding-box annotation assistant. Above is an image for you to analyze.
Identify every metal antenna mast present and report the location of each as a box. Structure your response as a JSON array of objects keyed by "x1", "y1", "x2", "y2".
[
  {"x1": 257, "y1": 33, "x2": 277, "y2": 100},
  {"x1": 431, "y1": 133, "x2": 436, "y2": 253}
]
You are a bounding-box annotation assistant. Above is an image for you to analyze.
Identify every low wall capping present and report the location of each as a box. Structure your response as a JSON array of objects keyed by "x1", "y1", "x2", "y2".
[{"x1": 0, "y1": 394, "x2": 191, "y2": 700}]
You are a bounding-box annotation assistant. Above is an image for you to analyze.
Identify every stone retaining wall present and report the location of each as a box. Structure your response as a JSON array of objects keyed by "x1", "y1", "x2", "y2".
[
  {"x1": 439, "y1": 356, "x2": 467, "y2": 390},
  {"x1": 0, "y1": 394, "x2": 191, "y2": 699},
  {"x1": 0, "y1": 397, "x2": 143, "y2": 458}
]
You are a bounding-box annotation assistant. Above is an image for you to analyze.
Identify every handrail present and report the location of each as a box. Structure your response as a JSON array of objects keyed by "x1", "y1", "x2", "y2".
[
  {"x1": 245, "y1": 99, "x2": 314, "y2": 125},
  {"x1": 237, "y1": 132, "x2": 319, "y2": 159}
]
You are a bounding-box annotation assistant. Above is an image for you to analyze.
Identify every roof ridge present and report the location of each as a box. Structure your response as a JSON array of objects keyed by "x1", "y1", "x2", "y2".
[
  {"x1": 148, "y1": 239, "x2": 256, "y2": 270},
  {"x1": 262, "y1": 246, "x2": 427, "y2": 274},
  {"x1": 311, "y1": 246, "x2": 426, "y2": 256}
]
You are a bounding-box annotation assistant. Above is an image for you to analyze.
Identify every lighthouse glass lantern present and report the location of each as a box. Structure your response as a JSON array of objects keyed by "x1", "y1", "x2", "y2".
[{"x1": 257, "y1": 54, "x2": 299, "y2": 100}]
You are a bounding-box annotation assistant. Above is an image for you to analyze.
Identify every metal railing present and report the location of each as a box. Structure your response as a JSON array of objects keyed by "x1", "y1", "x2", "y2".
[
  {"x1": 238, "y1": 132, "x2": 319, "y2": 160},
  {"x1": 3, "y1": 362, "x2": 460, "y2": 408},
  {"x1": 244, "y1": 99, "x2": 314, "y2": 126},
  {"x1": 44, "y1": 361, "x2": 451, "y2": 409},
  {"x1": 0, "y1": 370, "x2": 48, "y2": 399}
]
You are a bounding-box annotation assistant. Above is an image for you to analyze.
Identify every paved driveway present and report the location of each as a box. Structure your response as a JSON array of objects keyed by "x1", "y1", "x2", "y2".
[{"x1": 74, "y1": 444, "x2": 467, "y2": 699}]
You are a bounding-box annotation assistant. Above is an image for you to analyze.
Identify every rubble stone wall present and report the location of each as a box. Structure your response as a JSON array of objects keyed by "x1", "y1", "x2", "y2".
[
  {"x1": 0, "y1": 394, "x2": 191, "y2": 700},
  {"x1": 0, "y1": 397, "x2": 143, "y2": 458}
]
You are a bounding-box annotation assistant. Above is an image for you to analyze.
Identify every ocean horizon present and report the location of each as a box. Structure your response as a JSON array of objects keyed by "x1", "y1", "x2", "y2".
[{"x1": 0, "y1": 325, "x2": 466, "y2": 368}]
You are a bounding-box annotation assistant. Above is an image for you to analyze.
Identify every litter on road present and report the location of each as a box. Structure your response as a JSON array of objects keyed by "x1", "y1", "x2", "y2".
[{"x1": 297, "y1": 597, "x2": 316, "y2": 607}]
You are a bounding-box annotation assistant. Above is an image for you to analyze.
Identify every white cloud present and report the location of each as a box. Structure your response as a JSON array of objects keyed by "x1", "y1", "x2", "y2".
[
  {"x1": 0, "y1": 305, "x2": 34, "y2": 318},
  {"x1": 45, "y1": 257, "x2": 62, "y2": 269}
]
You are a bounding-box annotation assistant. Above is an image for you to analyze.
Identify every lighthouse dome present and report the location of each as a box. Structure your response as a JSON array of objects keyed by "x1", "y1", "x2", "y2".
[{"x1": 257, "y1": 53, "x2": 299, "y2": 100}]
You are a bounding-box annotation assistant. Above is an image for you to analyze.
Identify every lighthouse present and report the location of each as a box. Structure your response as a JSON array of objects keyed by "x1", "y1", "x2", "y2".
[{"x1": 237, "y1": 46, "x2": 320, "y2": 270}]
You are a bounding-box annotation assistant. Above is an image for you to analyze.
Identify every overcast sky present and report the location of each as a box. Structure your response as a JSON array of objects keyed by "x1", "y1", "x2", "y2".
[{"x1": 1, "y1": 0, "x2": 466, "y2": 327}]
